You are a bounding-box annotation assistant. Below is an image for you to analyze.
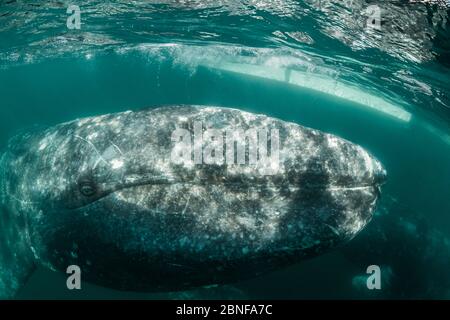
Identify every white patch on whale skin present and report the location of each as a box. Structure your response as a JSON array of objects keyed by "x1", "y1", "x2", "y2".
[
  {"x1": 87, "y1": 132, "x2": 98, "y2": 140},
  {"x1": 327, "y1": 135, "x2": 340, "y2": 149},
  {"x1": 110, "y1": 159, "x2": 124, "y2": 169},
  {"x1": 77, "y1": 118, "x2": 91, "y2": 127},
  {"x1": 360, "y1": 146, "x2": 374, "y2": 178},
  {"x1": 38, "y1": 142, "x2": 47, "y2": 151}
]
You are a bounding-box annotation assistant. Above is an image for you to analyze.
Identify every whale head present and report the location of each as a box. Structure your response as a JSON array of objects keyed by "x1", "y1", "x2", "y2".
[{"x1": 1, "y1": 106, "x2": 386, "y2": 291}]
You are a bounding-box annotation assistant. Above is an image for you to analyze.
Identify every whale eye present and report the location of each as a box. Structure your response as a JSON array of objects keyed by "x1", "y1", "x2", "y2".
[{"x1": 79, "y1": 181, "x2": 97, "y2": 197}]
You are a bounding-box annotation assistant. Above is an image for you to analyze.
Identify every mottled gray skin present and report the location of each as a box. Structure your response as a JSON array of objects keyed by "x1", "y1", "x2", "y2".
[{"x1": 0, "y1": 106, "x2": 386, "y2": 298}]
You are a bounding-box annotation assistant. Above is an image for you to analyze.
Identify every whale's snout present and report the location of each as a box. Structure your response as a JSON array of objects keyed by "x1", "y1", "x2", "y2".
[
  {"x1": 373, "y1": 158, "x2": 387, "y2": 186},
  {"x1": 371, "y1": 157, "x2": 387, "y2": 201}
]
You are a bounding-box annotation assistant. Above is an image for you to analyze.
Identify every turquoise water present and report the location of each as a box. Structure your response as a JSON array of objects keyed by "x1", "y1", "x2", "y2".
[{"x1": 0, "y1": 0, "x2": 450, "y2": 299}]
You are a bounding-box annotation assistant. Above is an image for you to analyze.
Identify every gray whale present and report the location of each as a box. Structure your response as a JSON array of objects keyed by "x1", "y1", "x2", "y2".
[{"x1": 0, "y1": 106, "x2": 386, "y2": 298}]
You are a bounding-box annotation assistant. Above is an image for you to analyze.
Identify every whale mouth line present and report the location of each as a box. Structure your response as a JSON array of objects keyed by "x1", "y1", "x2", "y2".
[
  {"x1": 104, "y1": 171, "x2": 387, "y2": 189},
  {"x1": 105, "y1": 179, "x2": 384, "y2": 192},
  {"x1": 75, "y1": 179, "x2": 383, "y2": 211}
]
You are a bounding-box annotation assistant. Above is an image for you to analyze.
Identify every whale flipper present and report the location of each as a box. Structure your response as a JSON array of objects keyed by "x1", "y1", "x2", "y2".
[
  {"x1": 0, "y1": 205, "x2": 36, "y2": 299},
  {"x1": 0, "y1": 149, "x2": 37, "y2": 299}
]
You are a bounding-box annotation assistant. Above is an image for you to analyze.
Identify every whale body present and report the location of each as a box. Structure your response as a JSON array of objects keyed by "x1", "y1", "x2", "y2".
[{"x1": 0, "y1": 106, "x2": 386, "y2": 298}]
